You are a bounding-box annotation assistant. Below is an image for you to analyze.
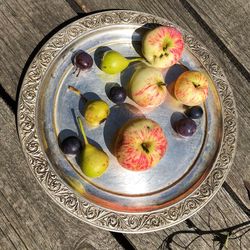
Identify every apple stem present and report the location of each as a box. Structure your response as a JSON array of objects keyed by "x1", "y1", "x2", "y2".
[
  {"x1": 141, "y1": 143, "x2": 150, "y2": 153},
  {"x1": 158, "y1": 82, "x2": 166, "y2": 87},
  {"x1": 192, "y1": 82, "x2": 200, "y2": 88},
  {"x1": 68, "y1": 85, "x2": 88, "y2": 103},
  {"x1": 77, "y1": 116, "x2": 89, "y2": 145}
]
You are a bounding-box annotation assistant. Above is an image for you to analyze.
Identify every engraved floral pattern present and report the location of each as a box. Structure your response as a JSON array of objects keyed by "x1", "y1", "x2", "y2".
[{"x1": 18, "y1": 11, "x2": 237, "y2": 232}]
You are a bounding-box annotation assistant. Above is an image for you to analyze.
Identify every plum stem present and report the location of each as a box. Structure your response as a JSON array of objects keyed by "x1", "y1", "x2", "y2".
[
  {"x1": 68, "y1": 85, "x2": 88, "y2": 103},
  {"x1": 76, "y1": 68, "x2": 81, "y2": 77},
  {"x1": 77, "y1": 116, "x2": 89, "y2": 145}
]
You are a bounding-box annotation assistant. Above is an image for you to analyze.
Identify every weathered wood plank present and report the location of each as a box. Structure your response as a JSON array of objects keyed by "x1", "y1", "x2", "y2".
[
  {"x1": 74, "y1": 0, "x2": 250, "y2": 208},
  {"x1": 125, "y1": 190, "x2": 250, "y2": 249},
  {"x1": 0, "y1": 0, "x2": 76, "y2": 100},
  {"x1": 187, "y1": 0, "x2": 250, "y2": 75},
  {"x1": 0, "y1": 95, "x2": 123, "y2": 249}
]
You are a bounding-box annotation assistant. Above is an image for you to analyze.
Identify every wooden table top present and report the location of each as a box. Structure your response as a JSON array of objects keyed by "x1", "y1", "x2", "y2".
[{"x1": 0, "y1": 0, "x2": 249, "y2": 249}]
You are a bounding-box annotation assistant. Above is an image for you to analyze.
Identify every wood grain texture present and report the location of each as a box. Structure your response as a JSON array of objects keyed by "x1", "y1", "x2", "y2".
[
  {"x1": 126, "y1": 190, "x2": 250, "y2": 249},
  {"x1": 74, "y1": 0, "x2": 250, "y2": 208},
  {"x1": 187, "y1": 0, "x2": 250, "y2": 75},
  {"x1": 0, "y1": 98, "x2": 123, "y2": 250},
  {"x1": 0, "y1": 0, "x2": 76, "y2": 100}
]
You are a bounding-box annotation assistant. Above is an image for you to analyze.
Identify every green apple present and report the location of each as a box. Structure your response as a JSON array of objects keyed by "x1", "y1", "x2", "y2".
[{"x1": 129, "y1": 67, "x2": 167, "y2": 108}]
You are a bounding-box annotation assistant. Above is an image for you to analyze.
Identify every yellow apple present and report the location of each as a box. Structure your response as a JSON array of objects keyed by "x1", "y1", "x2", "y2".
[{"x1": 174, "y1": 71, "x2": 209, "y2": 106}]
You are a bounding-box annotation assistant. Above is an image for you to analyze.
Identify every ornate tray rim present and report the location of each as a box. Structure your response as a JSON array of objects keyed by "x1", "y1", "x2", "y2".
[{"x1": 17, "y1": 10, "x2": 237, "y2": 233}]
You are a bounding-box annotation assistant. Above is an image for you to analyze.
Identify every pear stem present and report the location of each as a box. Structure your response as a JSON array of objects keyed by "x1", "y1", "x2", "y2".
[
  {"x1": 128, "y1": 57, "x2": 144, "y2": 63},
  {"x1": 77, "y1": 116, "x2": 89, "y2": 145},
  {"x1": 68, "y1": 85, "x2": 88, "y2": 103}
]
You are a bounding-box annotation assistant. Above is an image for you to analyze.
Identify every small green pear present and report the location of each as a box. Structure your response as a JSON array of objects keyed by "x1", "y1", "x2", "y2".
[
  {"x1": 77, "y1": 117, "x2": 109, "y2": 178},
  {"x1": 68, "y1": 86, "x2": 110, "y2": 127},
  {"x1": 101, "y1": 50, "x2": 143, "y2": 74},
  {"x1": 84, "y1": 100, "x2": 110, "y2": 127}
]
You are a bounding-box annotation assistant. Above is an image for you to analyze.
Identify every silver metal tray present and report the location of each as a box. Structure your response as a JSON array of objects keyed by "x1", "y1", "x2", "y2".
[{"x1": 18, "y1": 10, "x2": 237, "y2": 233}]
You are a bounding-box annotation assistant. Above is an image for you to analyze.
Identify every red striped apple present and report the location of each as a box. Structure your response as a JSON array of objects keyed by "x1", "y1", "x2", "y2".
[
  {"x1": 129, "y1": 67, "x2": 167, "y2": 108},
  {"x1": 114, "y1": 118, "x2": 168, "y2": 171},
  {"x1": 174, "y1": 71, "x2": 209, "y2": 106},
  {"x1": 142, "y1": 26, "x2": 184, "y2": 68}
]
